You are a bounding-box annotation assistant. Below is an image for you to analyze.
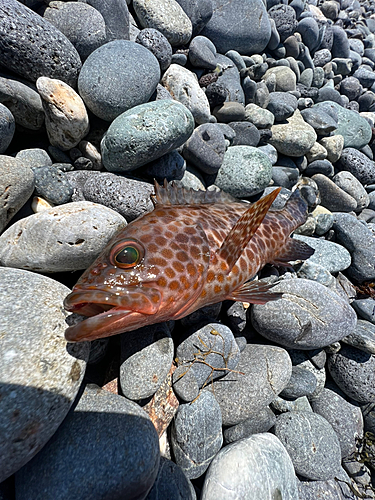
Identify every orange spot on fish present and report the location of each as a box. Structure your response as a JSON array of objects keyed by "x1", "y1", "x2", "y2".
[
  {"x1": 162, "y1": 248, "x2": 173, "y2": 259},
  {"x1": 155, "y1": 236, "x2": 167, "y2": 246},
  {"x1": 207, "y1": 271, "x2": 215, "y2": 283},
  {"x1": 172, "y1": 261, "x2": 184, "y2": 273},
  {"x1": 200, "y1": 289, "x2": 207, "y2": 298},
  {"x1": 217, "y1": 274, "x2": 224, "y2": 283},
  {"x1": 158, "y1": 277, "x2": 167, "y2": 287},
  {"x1": 165, "y1": 267, "x2": 175, "y2": 278},
  {"x1": 176, "y1": 251, "x2": 189, "y2": 262},
  {"x1": 187, "y1": 263, "x2": 196, "y2": 276},
  {"x1": 169, "y1": 281, "x2": 180, "y2": 291},
  {"x1": 214, "y1": 285, "x2": 222, "y2": 294}
]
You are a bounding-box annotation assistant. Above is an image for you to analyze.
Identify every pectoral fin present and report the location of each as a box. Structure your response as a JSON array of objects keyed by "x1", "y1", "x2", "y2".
[
  {"x1": 227, "y1": 279, "x2": 283, "y2": 304},
  {"x1": 270, "y1": 238, "x2": 314, "y2": 266}
]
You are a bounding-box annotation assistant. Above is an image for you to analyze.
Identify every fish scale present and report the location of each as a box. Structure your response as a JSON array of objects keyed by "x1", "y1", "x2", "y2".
[{"x1": 64, "y1": 182, "x2": 314, "y2": 342}]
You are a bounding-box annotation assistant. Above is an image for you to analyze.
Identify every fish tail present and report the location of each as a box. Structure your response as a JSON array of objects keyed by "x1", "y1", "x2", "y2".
[{"x1": 284, "y1": 189, "x2": 309, "y2": 227}]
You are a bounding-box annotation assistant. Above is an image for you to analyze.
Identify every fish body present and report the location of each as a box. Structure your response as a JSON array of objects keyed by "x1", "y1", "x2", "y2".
[{"x1": 64, "y1": 182, "x2": 314, "y2": 342}]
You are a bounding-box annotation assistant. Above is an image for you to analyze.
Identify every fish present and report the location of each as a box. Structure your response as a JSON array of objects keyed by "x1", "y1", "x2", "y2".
[{"x1": 64, "y1": 181, "x2": 314, "y2": 342}]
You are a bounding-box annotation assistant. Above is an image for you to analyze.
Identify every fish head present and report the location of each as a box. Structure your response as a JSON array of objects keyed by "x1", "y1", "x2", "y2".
[{"x1": 64, "y1": 208, "x2": 210, "y2": 342}]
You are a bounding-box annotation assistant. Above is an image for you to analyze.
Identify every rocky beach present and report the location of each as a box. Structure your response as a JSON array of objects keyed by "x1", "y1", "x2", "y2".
[{"x1": 1, "y1": 0, "x2": 375, "y2": 498}]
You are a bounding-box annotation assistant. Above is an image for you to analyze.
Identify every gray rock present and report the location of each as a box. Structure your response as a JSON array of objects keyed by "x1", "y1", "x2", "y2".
[
  {"x1": 223, "y1": 407, "x2": 276, "y2": 444},
  {"x1": 296, "y1": 261, "x2": 336, "y2": 287},
  {"x1": 304, "y1": 160, "x2": 334, "y2": 178},
  {"x1": 269, "y1": 110, "x2": 317, "y2": 157},
  {"x1": 175, "y1": 0, "x2": 213, "y2": 36},
  {"x1": 0, "y1": 201, "x2": 126, "y2": 272},
  {"x1": 213, "y1": 54, "x2": 245, "y2": 104},
  {"x1": 328, "y1": 345, "x2": 375, "y2": 404},
  {"x1": 142, "y1": 150, "x2": 186, "y2": 182},
  {"x1": 16, "y1": 148, "x2": 52, "y2": 169},
  {"x1": 263, "y1": 66, "x2": 297, "y2": 92},
  {"x1": 136, "y1": 28, "x2": 172, "y2": 72},
  {"x1": 251, "y1": 279, "x2": 357, "y2": 350},
  {"x1": 338, "y1": 147, "x2": 375, "y2": 186},
  {"x1": 312, "y1": 173, "x2": 357, "y2": 212},
  {"x1": 213, "y1": 101, "x2": 245, "y2": 123},
  {"x1": 333, "y1": 171, "x2": 369, "y2": 211},
  {"x1": 268, "y1": 4, "x2": 297, "y2": 42},
  {"x1": 82, "y1": 0, "x2": 129, "y2": 43},
  {"x1": 272, "y1": 166, "x2": 299, "y2": 190},
  {"x1": 120, "y1": 323, "x2": 174, "y2": 400},
  {"x1": 267, "y1": 92, "x2": 298, "y2": 122},
  {"x1": 274, "y1": 411, "x2": 342, "y2": 480},
  {"x1": 311, "y1": 385, "x2": 364, "y2": 459},
  {"x1": 300, "y1": 107, "x2": 338, "y2": 135},
  {"x1": 188, "y1": 35, "x2": 216, "y2": 69},
  {"x1": 280, "y1": 365, "x2": 318, "y2": 398},
  {"x1": 146, "y1": 457, "x2": 195, "y2": 500},
  {"x1": 0, "y1": 268, "x2": 89, "y2": 482},
  {"x1": 214, "y1": 145, "x2": 272, "y2": 197},
  {"x1": 78, "y1": 40, "x2": 160, "y2": 122},
  {"x1": 288, "y1": 350, "x2": 327, "y2": 398},
  {"x1": 293, "y1": 234, "x2": 351, "y2": 273},
  {"x1": 209, "y1": 344, "x2": 292, "y2": 426},
  {"x1": 0, "y1": 155, "x2": 35, "y2": 232},
  {"x1": 201, "y1": 433, "x2": 299, "y2": 500},
  {"x1": 101, "y1": 100, "x2": 194, "y2": 171},
  {"x1": 0, "y1": 104, "x2": 14, "y2": 154},
  {"x1": 354, "y1": 66, "x2": 375, "y2": 88},
  {"x1": 352, "y1": 298, "x2": 375, "y2": 325},
  {"x1": 200, "y1": 0, "x2": 271, "y2": 55},
  {"x1": 313, "y1": 213, "x2": 336, "y2": 236},
  {"x1": 15, "y1": 384, "x2": 159, "y2": 500},
  {"x1": 0, "y1": 0, "x2": 81, "y2": 87},
  {"x1": 333, "y1": 212, "x2": 375, "y2": 282},
  {"x1": 32, "y1": 166, "x2": 73, "y2": 205},
  {"x1": 43, "y1": 1, "x2": 107, "y2": 60},
  {"x1": 298, "y1": 468, "x2": 357, "y2": 499},
  {"x1": 271, "y1": 395, "x2": 312, "y2": 413},
  {"x1": 171, "y1": 391, "x2": 222, "y2": 479},
  {"x1": 244, "y1": 103, "x2": 275, "y2": 128},
  {"x1": 299, "y1": 68, "x2": 313, "y2": 88},
  {"x1": 229, "y1": 122, "x2": 260, "y2": 147},
  {"x1": 182, "y1": 123, "x2": 226, "y2": 174},
  {"x1": 340, "y1": 76, "x2": 363, "y2": 101}
]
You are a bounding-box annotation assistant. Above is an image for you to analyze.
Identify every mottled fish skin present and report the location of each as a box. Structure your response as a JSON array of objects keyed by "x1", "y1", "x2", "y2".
[{"x1": 64, "y1": 182, "x2": 314, "y2": 342}]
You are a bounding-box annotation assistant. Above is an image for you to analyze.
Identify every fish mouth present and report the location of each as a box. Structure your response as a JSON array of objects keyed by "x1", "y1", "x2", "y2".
[{"x1": 64, "y1": 286, "x2": 162, "y2": 342}]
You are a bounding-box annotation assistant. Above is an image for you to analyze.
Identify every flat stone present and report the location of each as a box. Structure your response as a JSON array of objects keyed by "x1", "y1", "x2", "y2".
[
  {"x1": 215, "y1": 53, "x2": 245, "y2": 104},
  {"x1": 201, "y1": 433, "x2": 298, "y2": 500},
  {"x1": 333, "y1": 171, "x2": 369, "y2": 211},
  {"x1": 188, "y1": 35, "x2": 217, "y2": 69},
  {"x1": 229, "y1": 122, "x2": 260, "y2": 147},
  {"x1": 213, "y1": 102, "x2": 245, "y2": 123},
  {"x1": 288, "y1": 350, "x2": 326, "y2": 398},
  {"x1": 182, "y1": 123, "x2": 226, "y2": 174},
  {"x1": 300, "y1": 107, "x2": 338, "y2": 135},
  {"x1": 223, "y1": 407, "x2": 276, "y2": 444},
  {"x1": 0, "y1": 201, "x2": 126, "y2": 272},
  {"x1": 352, "y1": 298, "x2": 375, "y2": 325},
  {"x1": 101, "y1": 100, "x2": 194, "y2": 171},
  {"x1": 16, "y1": 148, "x2": 52, "y2": 169},
  {"x1": 0, "y1": 104, "x2": 14, "y2": 154},
  {"x1": 312, "y1": 173, "x2": 358, "y2": 212},
  {"x1": 293, "y1": 234, "x2": 351, "y2": 273},
  {"x1": 251, "y1": 278, "x2": 357, "y2": 350},
  {"x1": 15, "y1": 384, "x2": 159, "y2": 500},
  {"x1": 141, "y1": 150, "x2": 186, "y2": 182},
  {"x1": 343, "y1": 319, "x2": 375, "y2": 355},
  {"x1": 280, "y1": 365, "x2": 318, "y2": 399},
  {"x1": 338, "y1": 147, "x2": 375, "y2": 186},
  {"x1": 0, "y1": 0, "x2": 81, "y2": 87},
  {"x1": 175, "y1": 0, "x2": 213, "y2": 36},
  {"x1": 78, "y1": 40, "x2": 160, "y2": 122},
  {"x1": 82, "y1": 0, "x2": 129, "y2": 42},
  {"x1": 267, "y1": 92, "x2": 298, "y2": 122},
  {"x1": 0, "y1": 267, "x2": 89, "y2": 482}
]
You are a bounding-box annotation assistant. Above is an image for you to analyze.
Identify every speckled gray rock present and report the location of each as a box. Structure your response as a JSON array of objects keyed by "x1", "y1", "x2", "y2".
[
  {"x1": 215, "y1": 53, "x2": 245, "y2": 104},
  {"x1": 120, "y1": 323, "x2": 174, "y2": 400},
  {"x1": 81, "y1": 173, "x2": 154, "y2": 222},
  {"x1": 0, "y1": 268, "x2": 89, "y2": 483},
  {"x1": 0, "y1": 201, "x2": 126, "y2": 272},
  {"x1": 15, "y1": 384, "x2": 159, "y2": 500},
  {"x1": 310, "y1": 385, "x2": 363, "y2": 459},
  {"x1": 269, "y1": 110, "x2": 317, "y2": 157},
  {"x1": 171, "y1": 391, "x2": 222, "y2": 479},
  {"x1": 201, "y1": 433, "x2": 298, "y2": 500},
  {"x1": 338, "y1": 148, "x2": 375, "y2": 186},
  {"x1": 288, "y1": 350, "x2": 326, "y2": 398},
  {"x1": 146, "y1": 457, "x2": 195, "y2": 500},
  {"x1": 78, "y1": 40, "x2": 160, "y2": 121},
  {"x1": 342, "y1": 320, "x2": 375, "y2": 354},
  {"x1": 244, "y1": 103, "x2": 274, "y2": 128},
  {"x1": 267, "y1": 92, "x2": 298, "y2": 122},
  {"x1": 296, "y1": 260, "x2": 336, "y2": 287},
  {"x1": 0, "y1": 155, "x2": 35, "y2": 232},
  {"x1": 314, "y1": 101, "x2": 372, "y2": 149},
  {"x1": 188, "y1": 35, "x2": 217, "y2": 69},
  {"x1": 200, "y1": 0, "x2": 271, "y2": 55},
  {"x1": 214, "y1": 145, "x2": 272, "y2": 197},
  {"x1": 333, "y1": 213, "x2": 375, "y2": 282},
  {"x1": 251, "y1": 279, "x2": 357, "y2": 350},
  {"x1": 32, "y1": 166, "x2": 73, "y2": 205},
  {"x1": 101, "y1": 100, "x2": 194, "y2": 171},
  {"x1": 0, "y1": 75, "x2": 44, "y2": 130},
  {"x1": 43, "y1": 1, "x2": 107, "y2": 60},
  {"x1": 312, "y1": 173, "x2": 358, "y2": 212},
  {"x1": 209, "y1": 344, "x2": 292, "y2": 426},
  {"x1": 81, "y1": 0, "x2": 129, "y2": 42},
  {"x1": 182, "y1": 123, "x2": 226, "y2": 174},
  {"x1": 298, "y1": 469, "x2": 357, "y2": 500},
  {"x1": 263, "y1": 67, "x2": 297, "y2": 92},
  {"x1": 223, "y1": 407, "x2": 276, "y2": 444},
  {"x1": 333, "y1": 171, "x2": 369, "y2": 211},
  {"x1": 328, "y1": 345, "x2": 375, "y2": 404},
  {"x1": 0, "y1": 0, "x2": 81, "y2": 87},
  {"x1": 293, "y1": 234, "x2": 351, "y2": 273},
  {"x1": 274, "y1": 411, "x2": 342, "y2": 480},
  {"x1": 0, "y1": 104, "x2": 14, "y2": 154},
  {"x1": 133, "y1": 0, "x2": 192, "y2": 46},
  {"x1": 228, "y1": 122, "x2": 260, "y2": 147},
  {"x1": 300, "y1": 107, "x2": 338, "y2": 135},
  {"x1": 352, "y1": 298, "x2": 375, "y2": 325},
  {"x1": 280, "y1": 365, "x2": 317, "y2": 399},
  {"x1": 175, "y1": 0, "x2": 213, "y2": 36},
  {"x1": 16, "y1": 148, "x2": 52, "y2": 169},
  {"x1": 136, "y1": 28, "x2": 172, "y2": 71}
]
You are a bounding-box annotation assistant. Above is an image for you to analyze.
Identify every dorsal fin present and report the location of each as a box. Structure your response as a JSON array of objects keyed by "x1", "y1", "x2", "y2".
[
  {"x1": 216, "y1": 188, "x2": 282, "y2": 273},
  {"x1": 151, "y1": 179, "x2": 238, "y2": 206}
]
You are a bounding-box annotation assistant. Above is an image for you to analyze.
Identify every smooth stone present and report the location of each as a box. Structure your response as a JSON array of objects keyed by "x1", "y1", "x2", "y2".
[
  {"x1": 201, "y1": 433, "x2": 299, "y2": 500},
  {"x1": 80, "y1": 173, "x2": 154, "y2": 222},
  {"x1": 268, "y1": 18, "x2": 281, "y2": 51},
  {"x1": 268, "y1": 4, "x2": 297, "y2": 42},
  {"x1": 0, "y1": 75, "x2": 44, "y2": 130},
  {"x1": 101, "y1": 100, "x2": 194, "y2": 171},
  {"x1": 244, "y1": 103, "x2": 275, "y2": 128},
  {"x1": 200, "y1": 0, "x2": 271, "y2": 55},
  {"x1": 223, "y1": 407, "x2": 276, "y2": 444},
  {"x1": 305, "y1": 142, "x2": 327, "y2": 163},
  {"x1": 182, "y1": 123, "x2": 225, "y2": 175},
  {"x1": 280, "y1": 365, "x2": 317, "y2": 398},
  {"x1": 146, "y1": 457, "x2": 195, "y2": 500},
  {"x1": 0, "y1": 104, "x2": 14, "y2": 154},
  {"x1": 15, "y1": 384, "x2": 159, "y2": 500},
  {"x1": 284, "y1": 36, "x2": 300, "y2": 58},
  {"x1": 333, "y1": 171, "x2": 369, "y2": 211},
  {"x1": 229, "y1": 122, "x2": 260, "y2": 147},
  {"x1": 267, "y1": 92, "x2": 298, "y2": 121},
  {"x1": 354, "y1": 66, "x2": 375, "y2": 88},
  {"x1": 314, "y1": 212, "x2": 334, "y2": 236},
  {"x1": 141, "y1": 150, "x2": 186, "y2": 182},
  {"x1": 0, "y1": 155, "x2": 35, "y2": 232},
  {"x1": 133, "y1": 0, "x2": 192, "y2": 46},
  {"x1": 328, "y1": 345, "x2": 375, "y2": 403},
  {"x1": 0, "y1": 268, "x2": 89, "y2": 482},
  {"x1": 269, "y1": 110, "x2": 317, "y2": 157},
  {"x1": 214, "y1": 145, "x2": 272, "y2": 197},
  {"x1": 300, "y1": 107, "x2": 338, "y2": 135},
  {"x1": 319, "y1": 135, "x2": 344, "y2": 163},
  {"x1": 171, "y1": 391, "x2": 222, "y2": 479},
  {"x1": 257, "y1": 144, "x2": 278, "y2": 165},
  {"x1": 298, "y1": 469, "x2": 358, "y2": 500},
  {"x1": 340, "y1": 76, "x2": 363, "y2": 101},
  {"x1": 120, "y1": 323, "x2": 174, "y2": 400},
  {"x1": 0, "y1": 0, "x2": 81, "y2": 87},
  {"x1": 36, "y1": 77, "x2": 89, "y2": 151},
  {"x1": 215, "y1": 53, "x2": 245, "y2": 104},
  {"x1": 175, "y1": 0, "x2": 213, "y2": 36},
  {"x1": 209, "y1": 344, "x2": 292, "y2": 426},
  {"x1": 213, "y1": 102, "x2": 245, "y2": 123},
  {"x1": 251, "y1": 279, "x2": 357, "y2": 350},
  {"x1": 136, "y1": 28, "x2": 172, "y2": 72},
  {"x1": 312, "y1": 173, "x2": 358, "y2": 212},
  {"x1": 189, "y1": 35, "x2": 217, "y2": 69},
  {"x1": 81, "y1": 0, "x2": 129, "y2": 42},
  {"x1": 32, "y1": 166, "x2": 73, "y2": 205},
  {"x1": 333, "y1": 212, "x2": 375, "y2": 282},
  {"x1": 299, "y1": 68, "x2": 313, "y2": 88},
  {"x1": 343, "y1": 320, "x2": 375, "y2": 355},
  {"x1": 225, "y1": 50, "x2": 246, "y2": 72},
  {"x1": 338, "y1": 147, "x2": 375, "y2": 185},
  {"x1": 304, "y1": 159, "x2": 334, "y2": 177},
  {"x1": 352, "y1": 298, "x2": 375, "y2": 325},
  {"x1": 314, "y1": 101, "x2": 372, "y2": 149},
  {"x1": 262, "y1": 66, "x2": 297, "y2": 92},
  {"x1": 331, "y1": 26, "x2": 350, "y2": 58},
  {"x1": 16, "y1": 148, "x2": 52, "y2": 169},
  {"x1": 311, "y1": 385, "x2": 363, "y2": 459},
  {"x1": 288, "y1": 350, "x2": 326, "y2": 398},
  {"x1": 271, "y1": 395, "x2": 312, "y2": 413},
  {"x1": 78, "y1": 40, "x2": 160, "y2": 122},
  {"x1": 274, "y1": 411, "x2": 342, "y2": 480},
  {"x1": 43, "y1": 1, "x2": 106, "y2": 60},
  {"x1": 0, "y1": 201, "x2": 126, "y2": 272},
  {"x1": 272, "y1": 166, "x2": 299, "y2": 189}
]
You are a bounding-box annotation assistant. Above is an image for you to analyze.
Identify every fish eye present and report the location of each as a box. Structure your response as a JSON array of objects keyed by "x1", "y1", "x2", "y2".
[{"x1": 111, "y1": 240, "x2": 144, "y2": 269}]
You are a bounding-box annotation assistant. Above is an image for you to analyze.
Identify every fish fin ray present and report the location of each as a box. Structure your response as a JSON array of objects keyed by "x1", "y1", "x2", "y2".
[
  {"x1": 270, "y1": 238, "x2": 315, "y2": 265},
  {"x1": 217, "y1": 188, "x2": 282, "y2": 272},
  {"x1": 227, "y1": 280, "x2": 283, "y2": 304},
  {"x1": 152, "y1": 179, "x2": 238, "y2": 206}
]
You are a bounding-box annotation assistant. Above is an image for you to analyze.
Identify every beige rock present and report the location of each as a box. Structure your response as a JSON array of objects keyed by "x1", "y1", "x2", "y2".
[
  {"x1": 306, "y1": 142, "x2": 327, "y2": 163},
  {"x1": 31, "y1": 196, "x2": 54, "y2": 213},
  {"x1": 244, "y1": 103, "x2": 274, "y2": 128},
  {"x1": 312, "y1": 205, "x2": 332, "y2": 216},
  {"x1": 270, "y1": 110, "x2": 317, "y2": 156},
  {"x1": 36, "y1": 77, "x2": 89, "y2": 151},
  {"x1": 360, "y1": 112, "x2": 375, "y2": 127},
  {"x1": 78, "y1": 140, "x2": 102, "y2": 171},
  {"x1": 262, "y1": 66, "x2": 297, "y2": 92},
  {"x1": 319, "y1": 135, "x2": 344, "y2": 163}
]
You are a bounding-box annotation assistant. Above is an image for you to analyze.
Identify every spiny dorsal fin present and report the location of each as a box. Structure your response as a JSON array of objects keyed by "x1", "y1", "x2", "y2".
[
  {"x1": 227, "y1": 279, "x2": 283, "y2": 304},
  {"x1": 151, "y1": 179, "x2": 238, "y2": 207},
  {"x1": 269, "y1": 238, "x2": 315, "y2": 265},
  {"x1": 217, "y1": 187, "x2": 282, "y2": 272}
]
